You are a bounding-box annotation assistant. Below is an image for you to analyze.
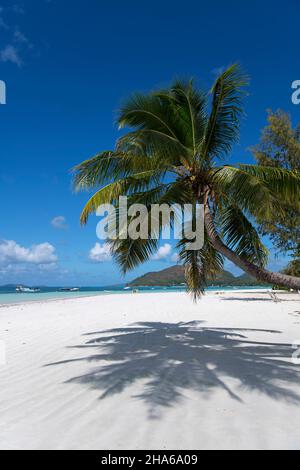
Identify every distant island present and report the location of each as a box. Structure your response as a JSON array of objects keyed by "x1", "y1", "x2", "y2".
[{"x1": 129, "y1": 265, "x2": 264, "y2": 287}]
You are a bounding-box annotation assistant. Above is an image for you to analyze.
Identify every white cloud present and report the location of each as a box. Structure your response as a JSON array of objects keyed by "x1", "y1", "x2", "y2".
[
  {"x1": 0, "y1": 240, "x2": 58, "y2": 266},
  {"x1": 0, "y1": 45, "x2": 22, "y2": 67},
  {"x1": 51, "y1": 216, "x2": 68, "y2": 230},
  {"x1": 89, "y1": 243, "x2": 112, "y2": 262},
  {"x1": 152, "y1": 243, "x2": 172, "y2": 261},
  {"x1": 0, "y1": 6, "x2": 33, "y2": 65}
]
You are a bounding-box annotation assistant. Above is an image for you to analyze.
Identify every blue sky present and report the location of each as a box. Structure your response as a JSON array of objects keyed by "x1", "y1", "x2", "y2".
[{"x1": 0, "y1": 0, "x2": 299, "y2": 286}]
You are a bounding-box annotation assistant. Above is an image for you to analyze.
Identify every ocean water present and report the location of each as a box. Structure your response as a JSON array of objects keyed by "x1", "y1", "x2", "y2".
[{"x1": 0, "y1": 285, "x2": 270, "y2": 305}]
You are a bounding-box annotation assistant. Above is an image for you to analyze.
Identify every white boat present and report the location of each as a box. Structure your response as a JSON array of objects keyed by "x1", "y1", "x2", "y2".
[
  {"x1": 16, "y1": 286, "x2": 41, "y2": 293},
  {"x1": 59, "y1": 287, "x2": 80, "y2": 292}
]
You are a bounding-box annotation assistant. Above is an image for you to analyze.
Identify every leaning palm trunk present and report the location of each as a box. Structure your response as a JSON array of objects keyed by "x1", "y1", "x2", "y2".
[{"x1": 204, "y1": 205, "x2": 300, "y2": 290}]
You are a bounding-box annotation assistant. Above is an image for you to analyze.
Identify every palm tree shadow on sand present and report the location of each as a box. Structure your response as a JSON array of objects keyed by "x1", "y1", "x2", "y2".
[{"x1": 46, "y1": 321, "x2": 300, "y2": 417}]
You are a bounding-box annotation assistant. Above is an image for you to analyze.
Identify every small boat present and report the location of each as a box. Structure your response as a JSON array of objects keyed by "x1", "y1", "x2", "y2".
[
  {"x1": 16, "y1": 286, "x2": 41, "y2": 293},
  {"x1": 59, "y1": 287, "x2": 80, "y2": 292}
]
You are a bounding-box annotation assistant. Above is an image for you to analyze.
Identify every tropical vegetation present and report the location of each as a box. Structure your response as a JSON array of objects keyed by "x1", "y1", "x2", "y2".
[
  {"x1": 251, "y1": 109, "x2": 300, "y2": 256},
  {"x1": 73, "y1": 65, "x2": 300, "y2": 299}
]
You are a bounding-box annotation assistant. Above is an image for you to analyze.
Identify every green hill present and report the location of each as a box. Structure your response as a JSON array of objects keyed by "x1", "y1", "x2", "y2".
[{"x1": 129, "y1": 265, "x2": 261, "y2": 287}]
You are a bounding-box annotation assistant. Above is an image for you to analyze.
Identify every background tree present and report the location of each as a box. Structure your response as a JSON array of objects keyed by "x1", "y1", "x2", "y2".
[
  {"x1": 283, "y1": 258, "x2": 300, "y2": 277},
  {"x1": 250, "y1": 110, "x2": 300, "y2": 257}
]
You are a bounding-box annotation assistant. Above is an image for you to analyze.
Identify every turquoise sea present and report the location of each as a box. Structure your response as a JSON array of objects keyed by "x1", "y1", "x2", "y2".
[{"x1": 0, "y1": 285, "x2": 270, "y2": 305}]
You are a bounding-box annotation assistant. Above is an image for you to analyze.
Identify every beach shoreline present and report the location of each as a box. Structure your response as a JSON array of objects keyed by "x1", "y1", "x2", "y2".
[{"x1": 0, "y1": 286, "x2": 274, "y2": 308}]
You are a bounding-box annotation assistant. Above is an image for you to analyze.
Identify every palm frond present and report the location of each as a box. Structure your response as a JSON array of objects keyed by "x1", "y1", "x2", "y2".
[
  {"x1": 161, "y1": 80, "x2": 207, "y2": 154},
  {"x1": 239, "y1": 165, "x2": 300, "y2": 208},
  {"x1": 218, "y1": 204, "x2": 269, "y2": 266},
  {"x1": 117, "y1": 86, "x2": 206, "y2": 166},
  {"x1": 72, "y1": 150, "x2": 147, "y2": 191},
  {"x1": 80, "y1": 169, "x2": 163, "y2": 225},
  {"x1": 211, "y1": 165, "x2": 280, "y2": 220},
  {"x1": 73, "y1": 69, "x2": 300, "y2": 298},
  {"x1": 178, "y1": 237, "x2": 224, "y2": 301},
  {"x1": 110, "y1": 237, "x2": 159, "y2": 274},
  {"x1": 118, "y1": 93, "x2": 179, "y2": 138},
  {"x1": 104, "y1": 177, "x2": 195, "y2": 273},
  {"x1": 202, "y1": 64, "x2": 248, "y2": 162}
]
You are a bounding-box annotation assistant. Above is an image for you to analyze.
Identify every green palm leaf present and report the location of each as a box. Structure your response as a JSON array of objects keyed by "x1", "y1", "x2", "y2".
[
  {"x1": 80, "y1": 169, "x2": 163, "y2": 225},
  {"x1": 218, "y1": 204, "x2": 269, "y2": 266},
  {"x1": 178, "y1": 237, "x2": 224, "y2": 301},
  {"x1": 110, "y1": 237, "x2": 159, "y2": 274},
  {"x1": 202, "y1": 64, "x2": 248, "y2": 161},
  {"x1": 238, "y1": 165, "x2": 300, "y2": 208},
  {"x1": 161, "y1": 80, "x2": 207, "y2": 153}
]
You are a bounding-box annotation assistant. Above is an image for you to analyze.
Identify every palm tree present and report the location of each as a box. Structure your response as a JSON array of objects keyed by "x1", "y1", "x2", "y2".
[{"x1": 73, "y1": 64, "x2": 300, "y2": 299}]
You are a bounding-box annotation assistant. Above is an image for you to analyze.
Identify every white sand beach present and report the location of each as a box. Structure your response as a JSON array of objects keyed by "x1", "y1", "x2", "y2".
[{"x1": 0, "y1": 290, "x2": 300, "y2": 450}]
